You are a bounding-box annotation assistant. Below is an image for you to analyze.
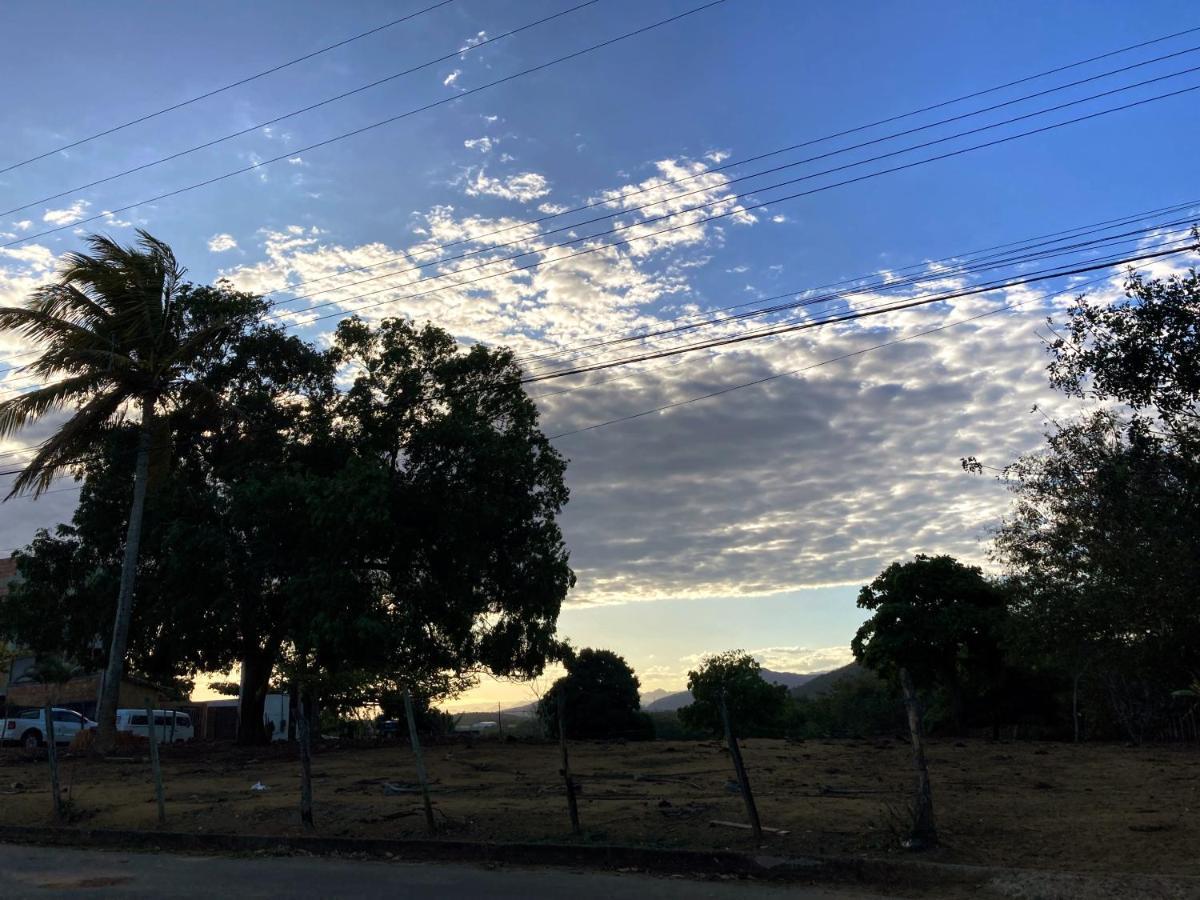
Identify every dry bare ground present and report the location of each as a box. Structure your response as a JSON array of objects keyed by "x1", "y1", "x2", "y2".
[{"x1": 0, "y1": 737, "x2": 1196, "y2": 879}]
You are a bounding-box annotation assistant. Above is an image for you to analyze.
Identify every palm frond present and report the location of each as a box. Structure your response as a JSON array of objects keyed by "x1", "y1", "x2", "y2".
[
  {"x1": 0, "y1": 372, "x2": 108, "y2": 439},
  {"x1": 28, "y1": 283, "x2": 112, "y2": 331},
  {"x1": 0, "y1": 306, "x2": 107, "y2": 351},
  {"x1": 6, "y1": 386, "x2": 128, "y2": 498}
]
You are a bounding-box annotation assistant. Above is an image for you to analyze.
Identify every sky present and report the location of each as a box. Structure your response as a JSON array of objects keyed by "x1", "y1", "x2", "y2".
[{"x1": 0, "y1": 0, "x2": 1198, "y2": 710}]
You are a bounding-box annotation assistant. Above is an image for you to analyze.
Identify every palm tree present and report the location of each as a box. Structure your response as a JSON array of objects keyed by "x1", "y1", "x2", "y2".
[{"x1": 0, "y1": 230, "x2": 247, "y2": 752}]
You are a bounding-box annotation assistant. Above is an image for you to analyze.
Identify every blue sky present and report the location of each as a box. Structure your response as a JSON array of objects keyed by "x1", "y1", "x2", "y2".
[{"x1": 0, "y1": 0, "x2": 1198, "y2": 707}]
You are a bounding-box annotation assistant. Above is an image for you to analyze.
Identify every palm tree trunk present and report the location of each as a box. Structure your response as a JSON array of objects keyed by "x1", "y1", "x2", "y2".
[{"x1": 95, "y1": 399, "x2": 154, "y2": 754}]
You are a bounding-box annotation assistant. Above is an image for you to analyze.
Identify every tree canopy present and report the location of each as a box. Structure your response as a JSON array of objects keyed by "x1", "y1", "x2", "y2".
[
  {"x1": 678, "y1": 650, "x2": 792, "y2": 738},
  {"x1": 536, "y1": 647, "x2": 650, "y2": 740},
  {"x1": 2, "y1": 301, "x2": 575, "y2": 744}
]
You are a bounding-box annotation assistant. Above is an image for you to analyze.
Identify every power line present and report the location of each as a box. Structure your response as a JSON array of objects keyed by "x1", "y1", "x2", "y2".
[
  {"x1": 0, "y1": 26, "x2": 1194, "y2": 373},
  {"x1": 1, "y1": 67, "x2": 1196, "y2": 399},
  {"x1": 519, "y1": 241, "x2": 1198, "y2": 384},
  {"x1": 4, "y1": 26, "x2": 1195, "y2": 274},
  {"x1": 239, "y1": 47, "x2": 1200, "y2": 321},
  {"x1": 0, "y1": 241, "x2": 1190, "y2": 535},
  {"x1": 0, "y1": 0, "x2": 729, "y2": 250},
  {"x1": 543, "y1": 250, "x2": 1196, "y2": 439},
  {"x1": 288, "y1": 78, "x2": 1200, "y2": 327},
  {"x1": 0, "y1": 206, "x2": 1192, "y2": 445},
  {"x1": 518, "y1": 219, "x2": 1200, "y2": 377},
  {"x1": 0, "y1": 0, "x2": 458, "y2": 177},
  {"x1": 0, "y1": 0, "x2": 604, "y2": 219},
  {"x1": 241, "y1": 21, "x2": 1200, "y2": 302}
]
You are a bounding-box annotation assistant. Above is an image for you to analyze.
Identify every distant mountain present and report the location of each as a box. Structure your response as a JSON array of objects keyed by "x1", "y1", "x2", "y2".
[
  {"x1": 760, "y1": 669, "x2": 821, "y2": 690},
  {"x1": 643, "y1": 690, "x2": 692, "y2": 712},
  {"x1": 790, "y1": 662, "x2": 877, "y2": 698},
  {"x1": 639, "y1": 688, "x2": 677, "y2": 705},
  {"x1": 643, "y1": 669, "x2": 826, "y2": 712}
]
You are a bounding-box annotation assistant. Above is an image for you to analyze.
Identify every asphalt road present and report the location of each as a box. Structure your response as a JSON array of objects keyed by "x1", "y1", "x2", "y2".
[{"x1": 0, "y1": 842, "x2": 898, "y2": 898}]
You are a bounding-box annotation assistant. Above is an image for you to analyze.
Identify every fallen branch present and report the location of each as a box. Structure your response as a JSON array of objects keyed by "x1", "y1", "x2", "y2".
[{"x1": 709, "y1": 819, "x2": 789, "y2": 835}]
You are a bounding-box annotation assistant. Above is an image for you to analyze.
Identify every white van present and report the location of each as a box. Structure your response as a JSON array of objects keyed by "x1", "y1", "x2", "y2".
[{"x1": 114, "y1": 709, "x2": 194, "y2": 743}]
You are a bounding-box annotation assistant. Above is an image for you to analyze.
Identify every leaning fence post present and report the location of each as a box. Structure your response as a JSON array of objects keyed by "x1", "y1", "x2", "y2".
[
  {"x1": 557, "y1": 691, "x2": 581, "y2": 835},
  {"x1": 719, "y1": 690, "x2": 761, "y2": 841},
  {"x1": 144, "y1": 699, "x2": 166, "y2": 825},
  {"x1": 402, "y1": 690, "x2": 436, "y2": 834},
  {"x1": 44, "y1": 701, "x2": 62, "y2": 821}
]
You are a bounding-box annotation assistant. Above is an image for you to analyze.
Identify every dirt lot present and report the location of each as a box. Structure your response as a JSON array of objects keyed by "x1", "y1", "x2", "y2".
[{"x1": 0, "y1": 737, "x2": 1196, "y2": 877}]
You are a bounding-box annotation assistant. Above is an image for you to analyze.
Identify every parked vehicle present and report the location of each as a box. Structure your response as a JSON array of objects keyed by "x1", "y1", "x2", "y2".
[
  {"x1": 2, "y1": 707, "x2": 95, "y2": 748},
  {"x1": 114, "y1": 708, "x2": 194, "y2": 743}
]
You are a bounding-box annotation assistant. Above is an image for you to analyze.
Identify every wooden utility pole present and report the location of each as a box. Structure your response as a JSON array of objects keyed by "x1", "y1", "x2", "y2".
[
  {"x1": 557, "y1": 692, "x2": 581, "y2": 835},
  {"x1": 899, "y1": 667, "x2": 937, "y2": 848},
  {"x1": 403, "y1": 690, "x2": 436, "y2": 834},
  {"x1": 719, "y1": 691, "x2": 761, "y2": 841},
  {"x1": 144, "y1": 699, "x2": 166, "y2": 825}
]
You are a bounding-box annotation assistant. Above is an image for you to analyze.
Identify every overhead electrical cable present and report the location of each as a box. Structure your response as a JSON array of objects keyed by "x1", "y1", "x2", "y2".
[
  {"x1": 231, "y1": 22, "x2": 1200, "y2": 301},
  {"x1": 0, "y1": 0, "x2": 458, "y2": 176},
  {"x1": 0, "y1": 0, "x2": 605, "y2": 218},
  {"x1": 0, "y1": 0, "x2": 729, "y2": 250},
  {"x1": 543, "y1": 249, "x2": 1199, "y2": 438},
  {"x1": 235, "y1": 49, "x2": 1200, "y2": 319}
]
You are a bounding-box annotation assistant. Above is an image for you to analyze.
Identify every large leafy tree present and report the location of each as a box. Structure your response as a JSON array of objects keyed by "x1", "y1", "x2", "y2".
[
  {"x1": 536, "y1": 648, "x2": 649, "y2": 740},
  {"x1": 852, "y1": 554, "x2": 1006, "y2": 849},
  {"x1": 0, "y1": 232, "x2": 262, "y2": 751},
  {"x1": 331, "y1": 316, "x2": 574, "y2": 685},
  {"x1": 678, "y1": 650, "x2": 792, "y2": 738},
  {"x1": 984, "y1": 267, "x2": 1200, "y2": 742},
  {"x1": 3, "y1": 313, "x2": 575, "y2": 747},
  {"x1": 852, "y1": 554, "x2": 1007, "y2": 733}
]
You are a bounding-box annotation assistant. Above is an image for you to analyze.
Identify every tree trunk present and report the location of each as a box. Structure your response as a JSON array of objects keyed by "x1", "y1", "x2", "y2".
[
  {"x1": 236, "y1": 650, "x2": 274, "y2": 746},
  {"x1": 1072, "y1": 670, "x2": 1082, "y2": 743},
  {"x1": 96, "y1": 400, "x2": 155, "y2": 754},
  {"x1": 899, "y1": 667, "x2": 937, "y2": 849},
  {"x1": 296, "y1": 688, "x2": 314, "y2": 830},
  {"x1": 44, "y1": 702, "x2": 62, "y2": 821}
]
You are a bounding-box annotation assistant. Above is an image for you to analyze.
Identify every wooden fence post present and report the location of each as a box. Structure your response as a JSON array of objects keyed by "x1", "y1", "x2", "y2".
[
  {"x1": 144, "y1": 699, "x2": 166, "y2": 825},
  {"x1": 403, "y1": 690, "x2": 436, "y2": 834},
  {"x1": 899, "y1": 667, "x2": 937, "y2": 848},
  {"x1": 296, "y1": 689, "x2": 314, "y2": 830},
  {"x1": 557, "y1": 691, "x2": 581, "y2": 835},
  {"x1": 44, "y1": 702, "x2": 62, "y2": 821},
  {"x1": 719, "y1": 691, "x2": 761, "y2": 841}
]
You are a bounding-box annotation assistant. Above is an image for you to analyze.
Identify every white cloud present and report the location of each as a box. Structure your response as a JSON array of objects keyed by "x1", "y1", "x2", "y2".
[
  {"x1": 13, "y1": 220, "x2": 32, "y2": 232},
  {"x1": 465, "y1": 170, "x2": 551, "y2": 203},
  {"x1": 771, "y1": 214, "x2": 789, "y2": 224},
  {"x1": 443, "y1": 69, "x2": 461, "y2": 87},
  {"x1": 207, "y1": 233, "x2": 238, "y2": 253},
  {"x1": 463, "y1": 137, "x2": 495, "y2": 154},
  {"x1": 42, "y1": 200, "x2": 89, "y2": 226}
]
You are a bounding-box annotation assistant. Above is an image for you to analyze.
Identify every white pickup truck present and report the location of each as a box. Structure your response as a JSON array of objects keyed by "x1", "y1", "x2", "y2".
[{"x1": 1, "y1": 707, "x2": 95, "y2": 748}]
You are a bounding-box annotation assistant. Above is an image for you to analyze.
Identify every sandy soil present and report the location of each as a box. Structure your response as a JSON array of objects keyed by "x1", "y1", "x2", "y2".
[{"x1": 0, "y1": 737, "x2": 1196, "y2": 877}]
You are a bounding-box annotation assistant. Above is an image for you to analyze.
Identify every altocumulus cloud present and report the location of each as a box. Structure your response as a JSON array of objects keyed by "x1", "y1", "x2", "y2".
[
  {"x1": 10, "y1": 153, "x2": 1195, "y2": 609},
  {"x1": 207, "y1": 233, "x2": 238, "y2": 253},
  {"x1": 207, "y1": 155, "x2": 1190, "y2": 606}
]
